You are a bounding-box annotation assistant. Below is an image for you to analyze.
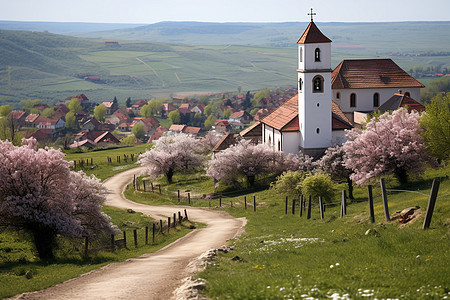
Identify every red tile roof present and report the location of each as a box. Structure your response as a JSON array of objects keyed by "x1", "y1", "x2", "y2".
[
  {"x1": 261, "y1": 95, "x2": 298, "y2": 131},
  {"x1": 377, "y1": 93, "x2": 425, "y2": 113},
  {"x1": 8, "y1": 110, "x2": 27, "y2": 120},
  {"x1": 262, "y1": 95, "x2": 352, "y2": 132},
  {"x1": 25, "y1": 113, "x2": 40, "y2": 123},
  {"x1": 169, "y1": 124, "x2": 185, "y2": 132},
  {"x1": 183, "y1": 126, "x2": 201, "y2": 134},
  {"x1": 297, "y1": 21, "x2": 332, "y2": 44},
  {"x1": 332, "y1": 59, "x2": 425, "y2": 89}
]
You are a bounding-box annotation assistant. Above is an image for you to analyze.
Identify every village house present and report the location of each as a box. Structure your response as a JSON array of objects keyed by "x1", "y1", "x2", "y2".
[
  {"x1": 229, "y1": 110, "x2": 253, "y2": 124},
  {"x1": 8, "y1": 110, "x2": 28, "y2": 127},
  {"x1": 131, "y1": 99, "x2": 148, "y2": 116},
  {"x1": 102, "y1": 101, "x2": 119, "y2": 116},
  {"x1": 35, "y1": 116, "x2": 65, "y2": 130},
  {"x1": 148, "y1": 126, "x2": 168, "y2": 143},
  {"x1": 24, "y1": 113, "x2": 40, "y2": 127},
  {"x1": 213, "y1": 120, "x2": 231, "y2": 133},
  {"x1": 161, "y1": 103, "x2": 177, "y2": 117},
  {"x1": 80, "y1": 118, "x2": 101, "y2": 132},
  {"x1": 108, "y1": 110, "x2": 130, "y2": 125},
  {"x1": 191, "y1": 104, "x2": 206, "y2": 114},
  {"x1": 168, "y1": 124, "x2": 201, "y2": 136}
]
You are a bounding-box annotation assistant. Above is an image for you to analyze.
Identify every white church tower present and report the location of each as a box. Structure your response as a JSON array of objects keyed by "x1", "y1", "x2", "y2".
[{"x1": 297, "y1": 9, "x2": 332, "y2": 156}]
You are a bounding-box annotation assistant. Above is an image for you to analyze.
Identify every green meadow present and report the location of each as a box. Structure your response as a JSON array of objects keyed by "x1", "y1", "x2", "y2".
[{"x1": 125, "y1": 165, "x2": 450, "y2": 299}]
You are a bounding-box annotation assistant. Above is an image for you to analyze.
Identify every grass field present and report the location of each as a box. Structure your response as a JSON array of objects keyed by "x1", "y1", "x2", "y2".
[
  {"x1": 124, "y1": 165, "x2": 450, "y2": 299},
  {"x1": 1, "y1": 23, "x2": 449, "y2": 106}
]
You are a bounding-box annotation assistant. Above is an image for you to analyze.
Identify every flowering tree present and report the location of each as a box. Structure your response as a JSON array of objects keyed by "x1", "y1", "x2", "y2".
[
  {"x1": 206, "y1": 140, "x2": 293, "y2": 186},
  {"x1": 202, "y1": 131, "x2": 223, "y2": 151},
  {"x1": 343, "y1": 108, "x2": 434, "y2": 185},
  {"x1": 138, "y1": 134, "x2": 204, "y2": 183},
  {"x1": 317, "y1": 145, "x2": 354, "y2": 199},
  {"x1": 0, "y1": 138, "x2": 118, "y2": 260}
]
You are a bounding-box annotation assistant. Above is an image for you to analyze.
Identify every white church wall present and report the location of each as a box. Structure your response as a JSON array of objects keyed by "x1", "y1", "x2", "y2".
[
  {"x1": 283, "y1": 132, "x2": 301, "y2": 154},
  {"x1": 331, "y1": 130, "x2": 347, "y2": 146},
  {"x1": 333, "y1": 87, "x2": 421, "y2": 113}
]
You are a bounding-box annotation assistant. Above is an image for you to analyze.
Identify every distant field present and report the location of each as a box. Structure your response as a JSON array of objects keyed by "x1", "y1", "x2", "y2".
[{"x1": 0, "y1": 21, "x2": 449, "y2": 106}]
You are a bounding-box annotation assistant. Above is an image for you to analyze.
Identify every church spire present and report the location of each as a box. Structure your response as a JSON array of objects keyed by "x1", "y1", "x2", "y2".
[{"x1": 297, "y1": 10, "x2": 332, "y2": 44}]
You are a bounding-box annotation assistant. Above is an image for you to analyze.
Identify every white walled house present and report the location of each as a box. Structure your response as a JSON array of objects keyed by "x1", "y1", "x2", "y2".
[{"x1": 257, "y1": 15, "x2": 424, "y2": 156}]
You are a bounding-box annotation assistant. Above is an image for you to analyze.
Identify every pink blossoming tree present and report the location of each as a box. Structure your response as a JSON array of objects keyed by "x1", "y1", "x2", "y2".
[
  {"x1": 138, "y1": 134, "x2": 204, "y2": 183},
  {"x1": 317, "y1": 145, "x2": 354, "y2": 199},
  {"x1": 206, "y1": 140, "x2": 296, "y2": 187},
  {"x1": 343, "y1": 108, "x2": 434, "y2": 185},
  {"x1": 0, "y1": 138, "x2": 118, "y2": 260}
]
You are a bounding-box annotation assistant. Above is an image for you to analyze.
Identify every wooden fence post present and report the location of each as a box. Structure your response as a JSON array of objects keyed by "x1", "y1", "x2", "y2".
[
  {"x1": 244, "y1": 196, "x2": 247, "y2": 209},
  {"x1": 158, "y1": 184, "x2": 161, "y2": 194},
  {"x1": 253, "y1": 195, "x2": 256, "y2": 212},
  {"x1": 423, "y1": 178, "x2": 441, "y2": 229},
  {"x1": 184, "y1": 209, "x2": 188, "y2": 220},
  {"x1": 380, "y1": 178, "x2": 390, "y2": 221},
  {"x1": 133, "y1": 175, "x2": 136, "y2": 190},
  {"x1": 368, "y1": 185, "x2": 375, "y2": 223},
  {"x1": 173, "y1": 213, "x2": 176, "y2": 227},
  {"x1": 292, "y1": 198, "x2": 296, "y2": 215},
  {"x1": 143, "y1": 180, "x2": 146, "y2": 192},
  {"x1": 91, "y1": 158, "x2": 93, "y2": 165},
  {"x1": 167, "y1": 217, "x2": 170, "y2": 233},
  {"x1": 84, "y1": 236, "x2": 89, "y2": 257},
  {"x1": 178, "y1": 211, "x2": 182, "y2": 222},
  {"x1": 307, "y1": 196, "x2": 312, "y2": 219},
  {"x1": 340, "y1": 190, "x2": 347, "y2": 217},
  {"x1": 219, "y1": 196, "x2": 222, "y2": 207},
  {"x1": 178, "y1": 190, "x2": 180, "y2": 202},
  {"x1": 299, "y1": 195, "x2": 303, "y2": 217},
  {"x1": 319, "y1": 197, "x2": 324, "y2": 220},
  {"x1": 110, "y1": 234, "x2": 115, "y2": 251},
  {"x1": 123, "y1": 231, "x2": 127, "y2": 248},
  {"x1": 160, "y1": 220, "x2": 163, "y2": 233},
  {"x1": 188, "y1": 192, "x2": 191, "y2": 204},
  {"x1": 145, "y1": 226, "x2": 148, "y2": 245},
  {"x1": 133, "y1": 229, "x2": 138, "y2": 248},
  {"x1": 285, "y1": 196, "x2": 288, "y2": 214},
  {"x1": 152, "y1": 223, "x2": 156, "y2": 243}
]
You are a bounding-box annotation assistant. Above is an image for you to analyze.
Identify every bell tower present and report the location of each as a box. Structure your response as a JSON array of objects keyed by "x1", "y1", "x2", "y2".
[{"x1": 297, "y1": 9, "x2": 332, "y2": 156}]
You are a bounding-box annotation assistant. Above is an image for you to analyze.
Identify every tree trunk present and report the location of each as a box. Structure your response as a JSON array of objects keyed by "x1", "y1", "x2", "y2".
[
  {"x1": 166, "y1": 168, "x2": 174, "y2": 184},
  {"x1": 31, "y1": 225, "x2": 56, "y2": 260},
  {"x1": 247, "y1": 175, "x2": 255, "y2": 186},
  {"x1": 347, "y1": 177, "x2": 354, "y2": 200},
  {"x1": 395, "y1": 168, "x2": 408, "y2": 185}
]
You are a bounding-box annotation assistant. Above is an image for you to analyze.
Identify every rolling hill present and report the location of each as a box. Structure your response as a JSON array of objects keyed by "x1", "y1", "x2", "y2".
[{"x1": 0, "y1": 21, "x2": 449, "y2": 106}]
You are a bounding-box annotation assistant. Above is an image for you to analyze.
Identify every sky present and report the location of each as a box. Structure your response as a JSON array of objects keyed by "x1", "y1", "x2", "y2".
[{"x1": 0, "y1": 0, "x2": 449, "y2": 24}]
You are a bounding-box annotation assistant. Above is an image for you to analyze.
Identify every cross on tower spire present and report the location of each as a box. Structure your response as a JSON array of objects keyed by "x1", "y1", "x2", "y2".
[{"x1": 308, "y1": 8, "x2": 316, "y2": 22}]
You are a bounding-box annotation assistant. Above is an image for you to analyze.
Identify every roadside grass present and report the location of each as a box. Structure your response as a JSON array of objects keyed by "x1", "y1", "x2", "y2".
[
  {"x1": 125, "y1": 165, "x2": 450, "y2": 299},
  {"x1": 63, "y1": 144, "x2": 149, "y2": 181},
  {"x1": 0, "y1": 206, "x2": 197, "y2": 299}
]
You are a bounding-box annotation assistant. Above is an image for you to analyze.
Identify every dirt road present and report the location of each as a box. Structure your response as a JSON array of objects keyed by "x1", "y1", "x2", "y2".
[{"x1": 14, "y1": 168, "x2": 246, "y2": 300}]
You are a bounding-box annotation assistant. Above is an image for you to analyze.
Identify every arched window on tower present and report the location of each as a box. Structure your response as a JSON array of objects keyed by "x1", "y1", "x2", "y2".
[
  {"x1": 350, "y1": 93, "x2": 357, "y2": 107},
  {"x1": 373, "y1": 93, "x2": 379, "y2": 107},
  {"x1": 312, "y1": 76, "x2": 323, "y2": 93},
  {"x1": 298, "y1": 78, "x2": 303, "y2": 92},
  {"x1": 315, "y1": 48, "x2": 321, "y2": 62}
]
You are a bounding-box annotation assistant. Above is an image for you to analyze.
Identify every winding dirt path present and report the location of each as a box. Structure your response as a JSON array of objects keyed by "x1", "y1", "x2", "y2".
[{"x1": 14, "y1": 167, "x2": 246, "y2": 300}]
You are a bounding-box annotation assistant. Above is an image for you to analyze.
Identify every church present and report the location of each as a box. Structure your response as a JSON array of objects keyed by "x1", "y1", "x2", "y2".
[{"x1": 259, "y1": 11, "x2": 425, "y2": 157}]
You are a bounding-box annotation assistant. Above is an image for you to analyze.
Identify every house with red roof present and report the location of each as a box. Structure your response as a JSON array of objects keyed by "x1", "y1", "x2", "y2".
[
  {"x1": 168, "y1": 124, "x2": 201, "y2": 136},
  {"x1": 161, "y1": 103, "x2": 177, "y2": 117},
  {"x1": 25, "y1": 113, "x2": 40, "y2": 127},
  {"x1": 35, "y1": 116, "x2": 65, "y2": 130},
  {"x1": 191, "y1": 104, "x2": 206, "y2": 114},
  {"x1": 229, "y1": 110, "x2": 253, "y2": 124},
  {"x1": 102, "y1": 102, "x2": 119, "y2": 115},
  {"x1": 108, "y1": 110, "x2": 130, "y2": 125},
  {"x1": 131, "y1": 99, "x2": 148, "y2": 116},
  {"x1": 148, "y1": 126, "x2": 168, "y2": 143},
  {"x1": 8, "y1": 110, "x2": 28, "y2": 126}
]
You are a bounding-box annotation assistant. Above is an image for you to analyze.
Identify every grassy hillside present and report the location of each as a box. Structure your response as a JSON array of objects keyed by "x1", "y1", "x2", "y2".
[{"x1": 1, "y1": 21, "x2": 449, "y2": 106}]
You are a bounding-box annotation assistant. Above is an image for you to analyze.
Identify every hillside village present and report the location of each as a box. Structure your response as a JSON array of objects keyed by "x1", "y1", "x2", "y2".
[{"x1": 1, "y1": 88, "x2": 296, "y2": 149}]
